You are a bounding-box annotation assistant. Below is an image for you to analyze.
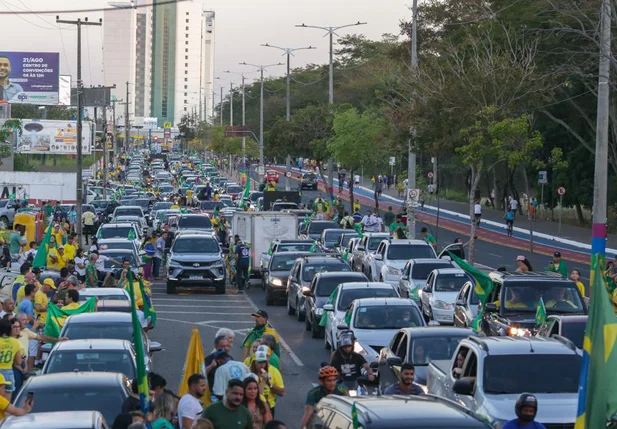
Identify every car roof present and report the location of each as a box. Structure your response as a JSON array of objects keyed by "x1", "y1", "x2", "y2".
[
  {"x1": 489, "y1": 271, "x2": 570, "y2": 283},
  {"x1": 469, "y1": 335, "x2": 580, "y2": 355},
  {"x1": 398, "y1": 326, "x2": 475, "y2": 337},
  {"x1": 354, "y1": 297, "x2": 418, "y2": 307},
  {"x1": 433, "y1": 268, "x2": 467, "y2": 275},
  {"x1": 66, "y1": 312, "x2": 132, "y2": 324},
  {"x1": 23, "y1": 371, "x2": 127, "y2": 389},
  {"x1": 388, "y1": 239, "x2": 430, "y2": 245},
  {"x1": 410, "y1": 258, "x2": 450, "y2": 264},
  {"x1": 174, "y1": 233, "x2": 217, "y2": 240},
  {"x1": 0, "y1": 411, "x2": 106, "y2": 429},
  {"x1": 339, "y1": 282, "x2": 395, "y2": 290},
  {"x1": 275, "y1": 239, "x2": 314, "y2": 244},
  {"x1": 321, "y1": 395, "x2": 491, "y2": 428},
  {"x1": 98, "y1": 238, "x2": 136, "y2": 244},
  {"x1": 51, "y1": 339, "x2": 132, "y2": 352},
  {"x1": 99, "y1": 249, "x2": 134, "y2": 254},
  {"x1": 79, "y1": 288, "x2": 128, "y2": 296},
  {"x1": 302, "y1": 256, "x2": 346, "y2": 264},
  {"x1": 364, "y1": 232, "x2": 390, "y2": 237},
  {"x1": 100, "y1": 223, "x2": 134, "y2": 228},
  {"x1": 115, "y1": 206, "x2": 143, "y2": 210},
  {"x1": 315, "y1": 271, "x2": 367, "y2": 280},
  {"x1": 322, "y1": 228, "x2": 350, "y2": 234}
]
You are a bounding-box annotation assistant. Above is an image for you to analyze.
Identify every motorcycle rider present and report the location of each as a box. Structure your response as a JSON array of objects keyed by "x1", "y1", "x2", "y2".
[
  {"x1": 301, "y1": 366, "x2": 348, "y2": 429},
  {"x1": 329, "y1": 331, "x2": 375, "y2": 383},
  {"x1": 503, "y1": 393, "x2": 547, "y2": 429}
]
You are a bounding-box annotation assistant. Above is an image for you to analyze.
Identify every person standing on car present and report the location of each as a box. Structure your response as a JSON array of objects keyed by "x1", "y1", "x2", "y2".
[
  {"x1": 235, "y1": 239, "x2": 250, "y2": 294},
  {"x1": 383, "y1": 363, "x2": 423, "y2": 395},
  {"x1": 502, "y1": 393, "x2": 546, "y2": 429}
]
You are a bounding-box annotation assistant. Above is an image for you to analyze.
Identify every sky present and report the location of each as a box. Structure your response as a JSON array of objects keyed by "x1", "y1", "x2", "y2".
[{"x1": 0, "y1": 0, "x2": 410, "y2": 94}]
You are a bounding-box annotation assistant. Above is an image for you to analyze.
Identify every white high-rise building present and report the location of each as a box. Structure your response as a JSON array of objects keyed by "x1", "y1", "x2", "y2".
[{"x1": 203, "y1": 11, "x2": 216, "y2": 122}]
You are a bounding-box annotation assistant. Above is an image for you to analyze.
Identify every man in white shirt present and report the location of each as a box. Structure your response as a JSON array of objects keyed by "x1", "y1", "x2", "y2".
[
  {"x1": 509, "y1": 198, "x2": 518, "y2": 216},
  {"x1": 473, "y1": 200, "x2": 482, "y2": 228},
  {"x1": 177, "y1": 373, "x2": 207, "y2": 429},
  {"x1": 212, "y1": 352, "x2": 249, "y2": 400},
  {"x1": 367, "y1": 212, "x2": 380, "y2": 232},
  {"x1": 354, "y1": 174, "x2": 360, "y2": 186},
  {"x1": 361, "y1": 211, "x2": 372, "y2": 232}
]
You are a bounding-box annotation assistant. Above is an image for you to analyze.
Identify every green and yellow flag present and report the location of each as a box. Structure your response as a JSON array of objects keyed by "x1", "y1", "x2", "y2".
[
  {"x1": 319, "y1": 288, "x2": 339, "y2": 327},
  {"x1": 535, "y1": 297, "x2": 547, "y2": 326},
  {"x1": 352, "y1": 402, "x2": 362, "y2": 428},
  {"x1": 575, "y1": 258, "x2": 617, "y2": 429},
  {"x1": 44, "y1": 298, "x2": 97, "y2": 338},
  {"x1": 178, "y1": 328, "x2": 211, "y2": 406},
  {"x1": 128, "y1": 271, "x2": 150, "y2": 415},
  {"x1": 32, "y1": 224, "x2": 52, "y2": 268}
]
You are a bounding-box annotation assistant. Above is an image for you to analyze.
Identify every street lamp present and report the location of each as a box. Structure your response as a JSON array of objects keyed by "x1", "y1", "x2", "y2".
[
  {"x1": 295, "y1": 21, "x2": 366, "y2": 105},
  {"x1": 260, "y1": 44, "x2": 316, "y2": 120},
  {"x1": 239, "y1": 62, "x2": 284, "y2": 177}
]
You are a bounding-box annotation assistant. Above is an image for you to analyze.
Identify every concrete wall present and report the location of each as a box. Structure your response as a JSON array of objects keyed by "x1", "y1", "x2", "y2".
[{"x1": 0, "y1": 172, "x2": 76, "y2": 203}]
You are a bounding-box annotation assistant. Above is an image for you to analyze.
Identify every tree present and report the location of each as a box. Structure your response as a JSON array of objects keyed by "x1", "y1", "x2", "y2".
[{"x1": 0, "y1": 119, "x2": 21, "y2": 167}]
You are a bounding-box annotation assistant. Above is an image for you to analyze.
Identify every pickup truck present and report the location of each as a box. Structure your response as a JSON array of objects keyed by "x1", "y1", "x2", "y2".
[{"x1": 426, "y1": 335, "x2": 580, "y2": 428}]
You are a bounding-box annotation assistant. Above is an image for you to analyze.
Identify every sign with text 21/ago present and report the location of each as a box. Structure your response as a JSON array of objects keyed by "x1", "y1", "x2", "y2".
[{"x1": 0, "y1": 52, "x2": 60, "y2": 105}]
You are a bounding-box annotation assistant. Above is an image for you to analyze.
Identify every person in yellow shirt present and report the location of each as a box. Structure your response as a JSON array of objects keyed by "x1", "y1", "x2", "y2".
[
  {"x1": 570, "y1": 269, "x2": 586, "y2": 298},
  {"x1": 249, "y1": 348, "x2": 285, "y2": 412},
  {"x1": 243, "y1": 340, "x2": 261, "y2": 367},
  {"x1": 47, "y1": 246, "x2": 67, "y2": 270},
  {"x1": 0, "y1": 373, "x2": 32, "y2": 419},
  {"x1": 504, "y1": 288, "x2": 529, "y2": 309},
  {"x1": 61, "y1": 289, "x2": 81, "y2": 311},
  {"x1": 63, "y1": 235, "x2": 77, "y2": 261},
  {"x1": 186, "y1": 189, "x2": 194, "y2": 206},
  {"x1": 16, "y1": 273, "x2": 37, "y2": 307},
  {"x1": 34, "y1": 278, "x2": 55, "y2": 324},
  {"x1": 52, "y1": 223, "x2": 65, "y2": 247},
  {"x1": 0, "y1": 319, "x2": 23, "y2": 396}
]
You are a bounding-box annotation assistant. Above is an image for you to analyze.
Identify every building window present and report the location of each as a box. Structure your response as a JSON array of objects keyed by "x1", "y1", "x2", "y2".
[
  {"x1": 184, "y1": 85, "x2": 187, "y2": 89},
  {"x1": 184, "y1": 107, "x2": 187, "y2": 111},
  {"x1": 185, "y1": 55, "x2": 188, "y2": 60},
  {"x1": 185, "y1": 63, "x2": 188, "y2": 67},
  {"x1": 185, "y1": 71, "x2": 188, "y2": 75},
  {"x1": 184, "y1": 93, "x2": 187, "y2": 96},
  {"x1": 184, "y1": 100, "x2": 188, "y2": 104},
  {"x1": 184, "y1": 78, "x2": 188, "y2": 82},
  {"x1": 186, "y1": 19, "x2": 189, "y2": 23},
  {"x1": 186, "y1": 12, "x2": 189, "y2": 15},
  {"x1": 185, "y1": 48, "x2": 188, "y2": 53},
  {"x1": 186, "y1": 41, "x2": 188, "y2": 45},
  {"x1": 186, "y1": 26, "x2": 189, "y2": 30},
  {"x1": 186, "y1": 34, "x2": 189, "y2": 38}
]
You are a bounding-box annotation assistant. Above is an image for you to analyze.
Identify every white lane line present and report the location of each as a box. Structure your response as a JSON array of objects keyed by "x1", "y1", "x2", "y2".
[
  {"x1": 153, "y1": 298, "x2": 247, "y2": 302},
  {"x1": 156, "y1": 311, "x2": 251, "y2": 315},
  {"x1": 155, "y1": 304, "x2": 253, "y2": 308},
  {"x1": 242, "y1": 292, "x2": 305, "y2": 368},
  {"x1": 157, "y1": 317, "x2": 199, "y2": 325},
  {"x1": 488, "y1": 253, "x2": 503, "y2": 259}
]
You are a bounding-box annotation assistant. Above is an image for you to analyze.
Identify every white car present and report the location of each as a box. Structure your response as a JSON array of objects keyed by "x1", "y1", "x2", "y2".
[
  {"x1": 364, "y1": 239, "x2": 436, "y2": 284},
  {"x1": 419, "y1": 268, "x2": 471, "y2": 324},
  {"x1": 77, "y1": 287, "x2": 131, "y2": 303},
  {"x1": 322, "y1": 282, "x2": 400, "y2": 350},
  {"x1": 350, "y1": 233, "x2": 390, "y2": 273},
  {"x1": 399, "y1": 259, "x2": 456, "y2": 302}
]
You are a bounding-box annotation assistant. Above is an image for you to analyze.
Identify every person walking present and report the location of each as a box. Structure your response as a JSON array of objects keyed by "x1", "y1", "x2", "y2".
[
  {"x1": 242, "y1": 310, "x2": 279, "y2": 359},
  {"x1": 178, "y1": 374, "x2": 207, "y2": 429},
  {"x1": 473, "y1": 199, "x2": 482, "y2": 228},
  {"x1": 243, "y1": 375, "x2": 272, "y2": 429},
  {"x1": 82, "y1": 209, "x2": 97, "y2": 245},
  {"x1": 153, "y1": 232, "x2": 166, "y2": 280},
  {"x1": 235, "y1": 239, "x2": 250, "y2": 294},
  {"x1": 143, "y1": 235, "x2": 156, "y2": 280},
  {"x1": 152, "y1": 392, "x2": 176, "y2": 429},
  {"x1": 203, "y1": 379, "x2": 252, "y2": 429},
  {"x1": 249, "y1": 349, "x2": 285, "y2": 416}
]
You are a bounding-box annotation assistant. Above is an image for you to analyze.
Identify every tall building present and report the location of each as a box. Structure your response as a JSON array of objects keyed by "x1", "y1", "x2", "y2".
[
  {"x1": 151, "y1": 0, "x2": 215, "y2": 127},
  {"x1": 103, "y1": 1, "x2": 152, "y2": 124}
]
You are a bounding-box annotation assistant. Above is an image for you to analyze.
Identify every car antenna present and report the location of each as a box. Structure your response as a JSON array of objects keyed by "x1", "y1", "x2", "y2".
[{"x1": 527, "y1": 338, "x2": 535, "y2": 353}]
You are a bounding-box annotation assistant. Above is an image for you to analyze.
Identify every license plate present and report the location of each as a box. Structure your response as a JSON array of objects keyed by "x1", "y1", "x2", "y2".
[{"x1": 190, "y1": 275, "x2": 202, "y2": 279}]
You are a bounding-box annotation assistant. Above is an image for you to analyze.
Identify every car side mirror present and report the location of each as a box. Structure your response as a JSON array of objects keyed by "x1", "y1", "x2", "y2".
[
  {"x1": 455, "y1": 300, "x2": 466, "y2": 307},
  {"x1": 485, "y1": 303, "x2": 498, "y2": 313},
  {"x1": 302, "y1": 289, "x2": 313, "y2": 297},
  {"x1": 422, "y1": 286, "x2": 432, "y2": 294},
  {"x1": 357, "y1": 246, "x2": 365, "y2": 251},
  {"x1": 337, "y1": 324, "x2": 349, "y2": 330},
  {"x1": 453, "y1": 378, "x2": 475, "y2": 396},
  {"x1": 387, "y1": 356, "x2": 402, "y2": 367},
  {"x1": 323, "y1": 304, "x2": 334, "y2": 312},
  {"x1": 150, "y1": 341, "x2": 163, "y2": 353},
  {"x1": 369, "y1": 361, "x2": 379, "y2": 370},
  {"x1": 374, "y1": 254, "x2": 383, "y2": 261}
]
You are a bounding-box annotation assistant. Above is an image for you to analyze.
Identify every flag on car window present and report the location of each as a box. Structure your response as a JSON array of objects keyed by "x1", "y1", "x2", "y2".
[
  {"x1": 44, "y1": 297, "x2": 97, "y2": 338},
  {"x1": 574, "y1": 257, "x2": 617, "y2": 429},
  {"x1": 138, "y1": 277, "x2": 157, "y2": 328},
  {"x1": 128, "y1": 229, "x2": 136, "y2": 240},
  {"x1": 351, "y1": 402, "x2": 362, "y2": 428},
  {"x1": 128, "y1": 271, "x2": 150, "y2": 415},
  {"x1": 535, "y1": 297, "x2": 547, "y2": 326},
  {"x1": 319, "y1": 288, "x2": 339, "y2": 327},
  {"x1": 310, "y1": 241, "x2": 318, "y2": 253}
]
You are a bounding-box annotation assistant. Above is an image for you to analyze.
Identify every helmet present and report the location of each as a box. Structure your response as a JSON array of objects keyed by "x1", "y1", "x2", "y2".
[
  {"x1": 515, "y1": 393, "x2": 538, "y2": 422},
  {"x1": 338, "y1": 331, "x2": 354, "y2": 348},
  {"x1": 318, "y1": 366, "x2": 339, "y2": 380}
]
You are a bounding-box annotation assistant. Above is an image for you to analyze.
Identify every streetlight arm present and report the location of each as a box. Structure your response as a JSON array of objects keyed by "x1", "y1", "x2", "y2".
[
  {"x1": 333, "y1": 21, "x2": 367, "y2": 31},
  {"x1": 295, "y1": 24, "x2": 330, "y2": 31}
]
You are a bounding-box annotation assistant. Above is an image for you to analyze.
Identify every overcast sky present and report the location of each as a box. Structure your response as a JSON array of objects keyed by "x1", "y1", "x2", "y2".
[{"x1": 0, "y1": 0, "x2": 410, "y2": 93}]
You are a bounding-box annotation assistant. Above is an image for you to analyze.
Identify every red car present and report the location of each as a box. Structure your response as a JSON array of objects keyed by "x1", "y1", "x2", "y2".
[{"x1": 265, "y1": 170, "x2": 279, "y2": 183}]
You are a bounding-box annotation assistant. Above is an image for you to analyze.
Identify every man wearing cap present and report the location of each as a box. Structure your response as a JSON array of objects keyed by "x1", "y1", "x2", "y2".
[
  {"x1": 547, "y1": 252, "x2": 568, "y2": 278},
  {"x1": 242, "y1": 310, "x2": 280, "y2": 360},
  {"x1": 34, "y1": 278, "x2": 55, "y2": 324},
  {"x1": 47, "y1": 245, "x2": 67, "y2": 271},
  {"x1": 234, "y1": 239, "x2": 250, "y2": 294}
]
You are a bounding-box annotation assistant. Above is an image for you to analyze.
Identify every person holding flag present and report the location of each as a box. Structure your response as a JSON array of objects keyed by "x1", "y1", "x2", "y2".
[{"x1": 127, "y1": 271, "x2": 151, "y2": 417}]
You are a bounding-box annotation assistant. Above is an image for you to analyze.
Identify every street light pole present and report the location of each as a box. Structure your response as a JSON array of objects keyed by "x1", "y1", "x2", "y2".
[
  {"x1": 225, "y1": 71, "x2": 253, "y2": 177},
  {"x1": 240, "y1": 62, "x2": 284, "y2": 179},
  {"x1": 407, "y1": 0, "x2": 418, "y2": 239},
  {"x1": 260, "y1": 44, "x2": 315, "y2": 121},
  {"x1": 229, "y1": 81, "x2": 234, "y2": 127},
  {"x1": 56, "y1": 15, "x2": 102, "y2": 246}
]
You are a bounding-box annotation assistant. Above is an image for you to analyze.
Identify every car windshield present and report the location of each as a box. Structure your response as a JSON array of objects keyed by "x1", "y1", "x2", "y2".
[
  {"x1": 278, "y1": 243, "x2": 313, "y2": 253},
  {"x1": 115, "y1": 208, "x2": 142, "y2": 217},
  {"x1": 159, "y1": 186, "x2": 174, "y2": 193},
  {"x1": 200, "y1": 201, "x2": 224, "y2": 210},
  {"x1": 173, "y1": 238, "x2": 219, "y2": 253},
  {"x1": 99, "y1": 227, "x2": 134, "y2": 239},
  {"x1": 324, "y1": 231, "x2": 346, "y2": 247},
  {"x1": 131, "y1": 200, "x2": 149, "y2": 208},
  {"x1": 338, "y1": 288, "x2": 398, "y2": 311},
  {"x1": 484, "y1": 354, "x2": 581, "y2": 394},
  {"x1": 367, "y1": 236, "x2": 386, "y2": 251},
  {"x1": 308, "y1": 222, "x2": 338, "y2": 236},
  {"x1": 271, "y1": 254, "x2": 302, "y2": 271},
  {"x1": 411, "y1": 263, "x2": 453, "y2": 279},
  {"x1": 91, "y1": 200, "x2": 109, "y2": 209},
  {"x1": 303, "y1": 262, "x2": 350, "y2": 282},
  {"x1": 178, "y1": 216, "x2": 212, "y2": 229},
  {"x1": 501, "y1": 283, "x2": 585, "y2": 314},
  {"x1": 227, "y1": 186, "x2": 242, "y2": 193},
  {"x1": 409, "y1": 335, "x2": 469, "y2": 366},
  {"x1": 354, "y1": 305, "x2": 423, "y2": 329},
  {"x1": 152, "y1": 202, "x2": 173, "y2": 211},
  {"x1": 46, "y1": 350, "x2": 135, "y2": 379},
  {"x1": 63, "y1": 322, "x2": 133, "y2": 342},
  {"x1": 15, "y1": 384, "x2": 128, "y2": 424},
  {"x1": 561, "y1": 322, "x2": 586, "y2": 349},
  {"x1": 101, "y1": 253, "x2": 137, "y2": 268},
  {"x1": 435, "y1": 273, "x2": 470, "y2": 292},
  {"x1": 303, "y1": 173, "x2": 316, "y2": 179},
  {"x1": 388, "y1": 245, "x2": 435, "y2": 261},
  {"x1": 316, "y1": 276, "x2": 363, "y2": 297}
]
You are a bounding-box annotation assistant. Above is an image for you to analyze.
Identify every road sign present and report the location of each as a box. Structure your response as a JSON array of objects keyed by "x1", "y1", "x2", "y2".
[
  {"x1": 428, "y1": 172, "x2": 434, "y2": 179},
  {"x1": 164, "y1": 128, "x2": 171, "y2": 138},
  {"x1": 557, "y1": 186, "x2": 566, "y2": 196},
  {"x1": 408, "y1": 189, "x2": 420, "y2": 200},
  {"x1": 163, "y1": 121, "x2": 172, "y2": 129},
  {"x1": 285, "y1": 171, "x2": 292, "y2": 178},
  {"x1": 258, "y1": 166, "x2": 265, "y2": 175},
  {"x1": 538, "y1": 170, "x2": 548, "y2": 185},
  {"x1": 389, "y1": 156, "x2": 396, "y2": 166}
]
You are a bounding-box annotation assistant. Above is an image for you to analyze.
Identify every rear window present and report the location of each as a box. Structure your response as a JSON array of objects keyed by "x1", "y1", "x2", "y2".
[
  {"x1": 435, "y1": 273, "x2": 470, "y2": 292},
  {"x1": 307, "y1": 222, "x2": 338, "y2": 236},
  {"x1": 338, "y1": 287, "x2": 398, "y2": 311},
  {"x1": 178, "y1": 215, "x2": 212, "y2": 229},
  {"x1": 387, "y1": 244, "x2": 435, "y2": 261},
  {"x1": 367, "y1": 236, "x2": 386, "y2": 251},
  {"x1": 315, "y1": 275, "x2": 365, "y2": 297},
  {"x1": 45, "y1": 350, "x2": 135, "y2": 379},
  {"x1": 278, "y1": 243, "x2": 313, "y2": 253},
  {"x1": 324, "y1": 231, "x2": 346, "y2": 247},
  {"x1": 411, "y1": 263, "x2": 453, "y2": 279},
  {"x1": 270, "y1": 254, "x2": 303, "y2": 271},
  {"x1": 302, "y1": 262, "x2": 350, "y2": 282},
  {"x1": 99, "y1": 227, "x2": 134, "y2": 239},
  {"x1": 115, "y1": 208, "x2": 142, "y2": 217},
  {"x1": 227, "y1": 186, "x2": 243, "y2": 193},
  {"x1": 63, "y1": 322, "x2": 132, "y2": 342}
]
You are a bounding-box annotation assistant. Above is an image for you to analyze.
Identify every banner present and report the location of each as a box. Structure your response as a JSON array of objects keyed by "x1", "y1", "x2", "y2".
[
  {"x1": 0, "y1": 52, "x2": 59, "y2": 105},
  {"x1": 16, "y1": 119, "x2": 92, "y2": 154}
]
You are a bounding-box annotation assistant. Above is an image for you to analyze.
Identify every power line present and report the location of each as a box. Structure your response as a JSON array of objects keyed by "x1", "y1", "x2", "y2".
[
  {"x1": 0, "y1": 0, "x2": 189, "y2": 15},
  {"x1": 58, "y1": 23, "x2": 73, "y2": 77},
  {"x1": 0, "y1": 0, "x2": 56, "y2": 30},
  {"x1": 85, "y1": 27, "x2": 93, "y2": 85}
]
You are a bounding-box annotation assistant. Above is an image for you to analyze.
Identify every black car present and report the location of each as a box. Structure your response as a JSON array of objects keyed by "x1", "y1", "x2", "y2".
[
  {"x1": 301, "y1": 172, "x2": 318, "y2": 190},
  {"x1": 309, "y1": 395, "x2": 492, "y2": 429},
  {"x1": 302, "y1": 220, "x2": 339, "y2": 241},
  {"x1": 263, "y1": 251, "x2": 312, "y2": 306},
  {"x1": 536, "y1": 314, "x2": 587, "y2": 349},
  {"x1": 303, "y1": 271, "x2": 368, "y2": 338},
  {"x1": 482, "y1": 271, "x2": 587, "y2": 337}
]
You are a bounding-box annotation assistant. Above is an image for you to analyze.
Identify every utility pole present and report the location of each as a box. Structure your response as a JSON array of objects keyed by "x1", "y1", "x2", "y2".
[
  {"x1": 92, "y1": 107, "x2": 98, "y2": 181},
  {"x1": 261, "y1": 44, "x2": 315, "y2": 121},
  {"x1": 229, "y1": 82, "x2": 234, "y2": 127},
  {"x1": 406, "y1": 0, "x2": 418, "y2": 239},
  {"x1": 211, "y1": 91, "x2": 215, "y2": 125},
  {"x1": 240, "y1": 62, "x2": 284, "y2": 179},
  {"x1": 56, "y1": 15, "x2": 102, "y2": 246},
  {"x1": 103, "y1": 106, "x2": 109, "y2": 199},
  {"x1": 225, "y1": 71, "x2": 252, "y2": 177},
  {"x1": 110, "y1": 98, "x2": 122, "y2": 163},
  {"x1": 591, "y1": 0, "x2": 612, "y2": 273},
  {"x1": 219, "y1": 87, "x2": 223, "y2": 126},
  {"x1": 125, "y1": 81, "x2": 130, "y2": 153}
]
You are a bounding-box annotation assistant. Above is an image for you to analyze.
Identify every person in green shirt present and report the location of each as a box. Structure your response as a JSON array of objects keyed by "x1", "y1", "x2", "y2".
[
  {"x1": 421, "y1": 227, "x2": 437, "y2": 250},
  {"x1": 546, "y1": 251, "x2": 568, "y2": 277},
  {"x1": 335, "y1": 198, "x2": 345, "y2": 219},
  {"x1": 43, "y1": 201, "x2": 53, "y2": 218},
  {"x1": 85, "y1": 254, "x2": 98, "y2": 288},
  {"x1": 389, "y1": 215, "x2": 406, "y2": 237},
  {"x1": 384, "y1": 206, "x2": 396, "y2": 228},
  {"x1": 202, "y1": 379, "x2": 252, "y2": 429}
]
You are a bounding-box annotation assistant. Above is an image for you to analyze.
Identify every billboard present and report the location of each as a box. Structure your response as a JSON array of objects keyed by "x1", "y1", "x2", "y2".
[
  {"x1": 70, "y1": 87, "x2": 111, "y2": 107},
  {"x1": 0, "y1": 52, "x2": 60, "y2": 105},
  {"x1": 16, "y1": 119, "x2": 92, "y2": 155}
]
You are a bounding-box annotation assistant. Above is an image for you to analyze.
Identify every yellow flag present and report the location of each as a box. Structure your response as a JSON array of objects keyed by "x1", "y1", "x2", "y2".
[{"x1": 177, "y1": 328, "x2": 211, "y2": 406}]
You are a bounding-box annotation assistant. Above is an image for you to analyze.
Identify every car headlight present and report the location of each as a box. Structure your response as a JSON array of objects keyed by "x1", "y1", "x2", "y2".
[
  {"x1": 315, "y1": 308, "x2": 324, "y2": 317},
  {"x1": 168, "y1": 259, "x2": 180, "y2": 266},
  {"x1": 271, "y1": 277, "x2": 283, "y2": 287},
  {"x1": 432, "y1": 300, "x2": 451, "y2": 310},
  {"x1": 386, "y1": 266, "x2": 401, "y2": 276},
  {"x1": 508, "y1": 326, "x2": 531, "y2": 337},
  {"x1": 354, "y1": 341, "x2": 368, "y2": 355}
]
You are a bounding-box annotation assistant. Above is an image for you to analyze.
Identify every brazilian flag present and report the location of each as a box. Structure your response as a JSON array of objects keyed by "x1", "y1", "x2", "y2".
[{"x1": 535, "y1": 297, "x2": 547, "y2": 326}]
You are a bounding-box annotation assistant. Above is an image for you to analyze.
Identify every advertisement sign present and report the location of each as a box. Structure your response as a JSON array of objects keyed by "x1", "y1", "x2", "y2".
[
  {"x1": 16, "y1": 119, "x2": 92, "y2": 154},
  {"x1": 0, "y1": 52, "x2": 60, "y2": 105}
]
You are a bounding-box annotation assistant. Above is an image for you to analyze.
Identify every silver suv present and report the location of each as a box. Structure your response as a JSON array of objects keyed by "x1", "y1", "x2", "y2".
[{"x1": 166, "y1": 233, "x2": 226, "y2": 294}]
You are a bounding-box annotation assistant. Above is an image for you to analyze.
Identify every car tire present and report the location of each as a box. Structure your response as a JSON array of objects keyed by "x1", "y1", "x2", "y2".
[
  {"x1": 297, "y1": 299, "x2": 305, "y2": 322},
  {"x1": 265, "y1": 288, "x2": 274, "y2": 306},
  {"x1": 287, "y1": 298, "x2": 296, "y2": 316},
  {"x1": 166, "y1": 282, "x2": 177, "y2": 294},
  {"x1": 215, "y1": 280, "x2": 226, "y2": 295},
  {"x1": 305, "y1": 314, "x2": 312, "y2": 331}
]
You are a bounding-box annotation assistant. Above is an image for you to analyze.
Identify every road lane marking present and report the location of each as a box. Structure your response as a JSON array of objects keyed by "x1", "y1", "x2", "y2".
[
  {"x1": 157, "y1": 317, "x2": 199, "y2": 325},
  {"x1": 243, "y1": 292, "x2": 305, "y2": 367},
  {"x1": 488, "y1": 253, "x2": 503, "y2": 259},
  {"x1": 155, "y1": 304, "x2": 253, "y2": 308},
  {"x1": 156, "y1": 311, "x2": 254, "y2": 315}
]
